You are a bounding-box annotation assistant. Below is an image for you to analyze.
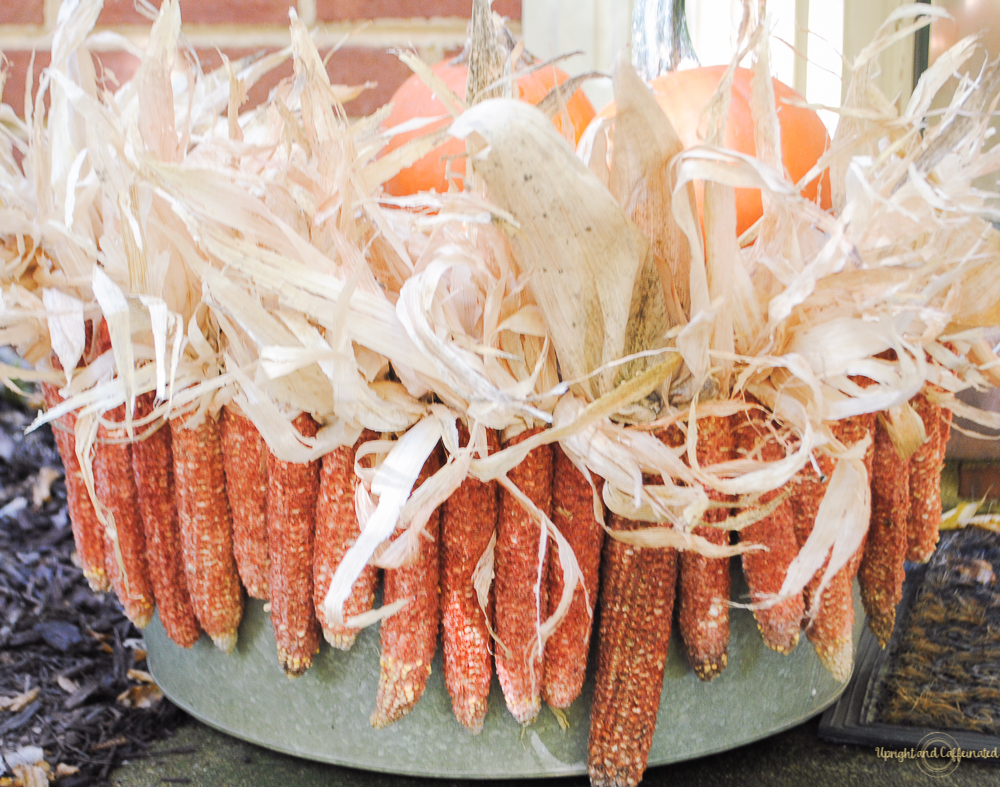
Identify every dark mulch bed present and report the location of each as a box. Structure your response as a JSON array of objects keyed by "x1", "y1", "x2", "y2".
[
  {"x1": 0, "y1": 391, "x2": 188, "y2": 786},
  {"x1": 874, "y1": 526, "x2": 1000, "y2": 734}
]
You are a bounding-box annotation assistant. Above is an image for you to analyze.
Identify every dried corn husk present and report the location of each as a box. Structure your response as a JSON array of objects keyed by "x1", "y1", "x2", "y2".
[{"x1": 7, "y1": 0, "x2": 1000, "y2": 676}]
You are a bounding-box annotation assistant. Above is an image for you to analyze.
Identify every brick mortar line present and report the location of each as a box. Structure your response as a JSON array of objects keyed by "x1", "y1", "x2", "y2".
[
  {"x1": 0, "y1": 18, "x2": 520, "y2": 50},
  {"x1": 0, "y1": 26, "x2": 48, "y2": 39}
]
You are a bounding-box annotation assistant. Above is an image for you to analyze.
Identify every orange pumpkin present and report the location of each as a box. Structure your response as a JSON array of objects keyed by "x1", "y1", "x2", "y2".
[
  {"x1": 383, "y1": 60, "x2": 596, "y2": 197},
  {"x1": 598, "y1": 66, "x2": 832, "y2": 236}
]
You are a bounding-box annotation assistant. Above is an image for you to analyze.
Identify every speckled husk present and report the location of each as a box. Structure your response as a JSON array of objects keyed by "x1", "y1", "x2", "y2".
[
  {"x1": 220, "y1": 406, "x2": 270, "y2": 600},
  {"x1": 132, "y1": 393, "x2": 200, "y2": 648},
  {"x1": 372, "y1": 449, "x2": 443, "y2": 728},
  {"x1": 676, "y1": 416, "x2": 731, "y2": 681},
  {"x1": 171, "y1": 409, "x2": 244, "y2": 654},
  {"x1": 266, "y1": 413, "x2": 321, "y2": 677},
  {"x1": 859, "y1": 416, "x2": 910, "y2": 647},
  {"x1": 735, "y1": 406, "x2": 804, "y2": 655},
  {"x1": 41, "y1": 380, "x2": 109, "y2": 592},
  {"x1": 542, "y1": 444, "x2": 605, "y2": 709},
  {"x1": 313, "y1": 430, "x2": 379, "y2": 650},
  {"x1": 907, "y1": 393, "x2": 945, "y2": 564},
  {"x1": 588, "y1": 512, "x2": 678, "y2": 787},
  {"x1": 440, "y1": 425, "x2": 499, "y2": 733},
  {"x1": 96, "y1": 404, "x2": 155, "y2": 629},
  {"x1": 494, "y1": 426, "x2": 553, "y2": 724}
]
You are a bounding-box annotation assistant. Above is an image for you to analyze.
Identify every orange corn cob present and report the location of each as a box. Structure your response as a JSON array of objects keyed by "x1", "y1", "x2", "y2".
[
  {"x1": 494, "y1": 426, "x2": 553, "y2": 725},
  {"x1": 907, "y1": 392, "x2": 944, "y2": 563},
  {"x1": 588, "y1": 511, "x2": 678, "y2": 787},
  {"x1": 220, "y1": 405, "x2": 270, "y2": 600},
  {"x1": 95, "y1": 404, "x2": 155, "y2": 629},
  {"x1": 439, "y1": 424, "x2": 499, "y2": 733},
  {"x1": 41, "y1": 378, "x2": 109, "y2": 592},
  {"x1": 542, "y1": 444, "x2": 605, "y2": 709},
  {"x1": 131, "y1": 393, "x2": 200, "y2": 648},
  {"x1": 313, "y1": 429, "x2": 379, "y2": 650},
  {"x1": 372, "y1": 448, "x2": 443, "y2": 728},
  {"x1": 792, "y1": 414, "x2": 875, "y2": 682},
  {"x1": 676, "y1": 416, "x2": 731, "y2": 681},
  {"x1": 859, "y1": 415, "x2": 911, "y2": 647},
  {"x1": 266, "y1": 413, "x2": 322, "y2": 677},
  {"x1": 735, "y1": 406, "x2": 804, "y2": 654},
  {"x1": 171, "y1": 409, "x2": 244, "y2": 654}
]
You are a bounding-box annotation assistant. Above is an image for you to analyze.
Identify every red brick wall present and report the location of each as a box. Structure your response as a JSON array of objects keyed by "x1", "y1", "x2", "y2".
[{"x1": 1, "y1": 0, "x2": 521, "y2": 117}]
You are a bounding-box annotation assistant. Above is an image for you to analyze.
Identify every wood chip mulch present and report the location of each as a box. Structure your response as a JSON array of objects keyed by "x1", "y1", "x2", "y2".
[{"x1": 0, "y1": 393, "x2": 189, "y2": 786}]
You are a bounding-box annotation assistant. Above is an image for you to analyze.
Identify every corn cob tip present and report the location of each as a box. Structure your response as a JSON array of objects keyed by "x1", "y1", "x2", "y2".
[
  {"x1": 84, "y1": 568, "x2": 111, "y2": 594},
  {"x1": 757, "y1": 621, "x2": 800, "y2": 655},
  {"x1": 324, "y1": 631, "x2": 358, "y2": 651},
  {"x1": 588, "y1": 764, "x2": 645, "y2": 787},
  {"x1": 814, "y1": 638, "x2": 853, "y2": 683},
  {"x1": 372, "y1": 653, "x2": 434, "y2": 728},
  {"x1": 212, "y1": 631, "x2": 239, "y2": 655},
  {"x1": 132, "y1": 607, "x2": 154, "y2": 630},
  {"x1": 867, "y1": 611, "x2": 895, "y2": 650},
  {"x1": 278, "y1": 649, "x2": 315, "y2": 677},
  {"x1": 505, "y1": 696, "x2": 541, "y2": 726},
  {"x1": 541, "y1": 684, "x2": 577, "y2": 711},
  {"x1": 905, "y1": 544, "x2": 936, "y2": 564},
  {"x1": 690, "y1": 654, "x2": 727, "y2": 682},
  {"x1": 452, "y1": 698, "x2": 488, "y2": 734}
]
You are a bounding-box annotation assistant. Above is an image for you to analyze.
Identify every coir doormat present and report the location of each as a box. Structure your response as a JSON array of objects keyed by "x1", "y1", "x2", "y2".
[{"x1": 819, "y1": 526, "x2": 1000, "y2": 751}]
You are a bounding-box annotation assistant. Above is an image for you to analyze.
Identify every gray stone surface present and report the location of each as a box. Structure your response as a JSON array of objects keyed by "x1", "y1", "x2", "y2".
[{"x1": 108, "y1": 713, "x2": 1000, "y2": 787}]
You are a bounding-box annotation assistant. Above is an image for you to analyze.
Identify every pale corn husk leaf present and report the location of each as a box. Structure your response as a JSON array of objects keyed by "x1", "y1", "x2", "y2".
[
  {"x1": 450, "y1": 98, "x2": 667, "y2": 411},
  {"x1": 879, "y1": 402, "x2": 926, "y2": 461},
  {"x1": 376, "y1": 435, "x2": 470, "y2": 568},
  {"x1": 928, "y1": 389, "x2": 1000, "y2": 431},
  {"x1": 470, "y1": 530, "x2": 506, "y2": 656},
  {"x1": 495, "y1": 469, "x2": 584, "y2": 661},
  {"x1": 394, "y1": 49, "x2": 467, "y2": 118},
  {"x1": 322, "y1": 416, "x2": 441, "y2": 628},
  {"x1": 470, "y1": 357, "x2": 681, "y2": 483},
  {"x1": 605, "y1": 53, "x2": 692, "y2": 328},
  {"x1": 779, "y1": 436, "x2": 871, "y2": 609},
  {"x1": 42, "y1": 289, "x2": 86, "y2": 379},
  {"x1": 396, "y1": 257, "x2": 551, "y2": 428}
]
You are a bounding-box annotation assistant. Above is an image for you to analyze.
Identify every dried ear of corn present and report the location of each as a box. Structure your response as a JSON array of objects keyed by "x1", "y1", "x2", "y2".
[
  {"x1": 907, "y1": 392, "x2": 944, "y2": 563},
  {"x1": 859, "y1": 415, "x2": 910, "y2": 647},
  {"x1": 95, "y1": 404, "x2": 155, "y2": 629},
  {"x1": 440, "y1": 423, "x2": 499, "y2": 733},
  {"x1": 588, "y1": 511, "x2": 678, "y2": 787},
  {"x1": 171, "y1": 409, "x2": 244, "y2": 654},
  {"x1": 221, "y1": 405, "x2": 270, "y2": 600},
  {"x1": 735, "y1": 406, "x2": 804, "y2": 654},
  {"x1": 41, "y1": 377, "x2": 109, "y2": 592},
  {"x1": 132, "y1": 393, "x2": 200, "y2": 648},
  {"x1": 372, "y1": 448, "x2": 443, "y2": 728},
  {"x1": 313, "y1": 429, "x2": 380, "y2": 650},
  {"x1": 267, "y1": 412, "x2": 322, "y2": 677},
  {"x1": 793, "y1": 414, "x2": 875, "y2": 682},
  {"x1": 542, "y1": 444, "x2": 605, "y2": 709},
  {"x1": 676, "y1": 416, "x2": 732, "y2": 681},
  {"x1": 494, "y1": 426, "x2": 553, "y2": 725}
]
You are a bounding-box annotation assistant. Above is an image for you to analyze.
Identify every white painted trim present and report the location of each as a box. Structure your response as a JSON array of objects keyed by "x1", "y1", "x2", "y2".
[{"x1": 0, "y1": 18, "x2": 503, "y2": 52}]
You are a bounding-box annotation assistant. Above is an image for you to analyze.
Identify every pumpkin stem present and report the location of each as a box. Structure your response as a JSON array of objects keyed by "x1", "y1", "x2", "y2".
[
  {"x1": 467, "y1": 0, "x2": 514, "y2": 105},
  {"x1": 631, "y1": 0, "x2": 700, "y2": 81}
]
